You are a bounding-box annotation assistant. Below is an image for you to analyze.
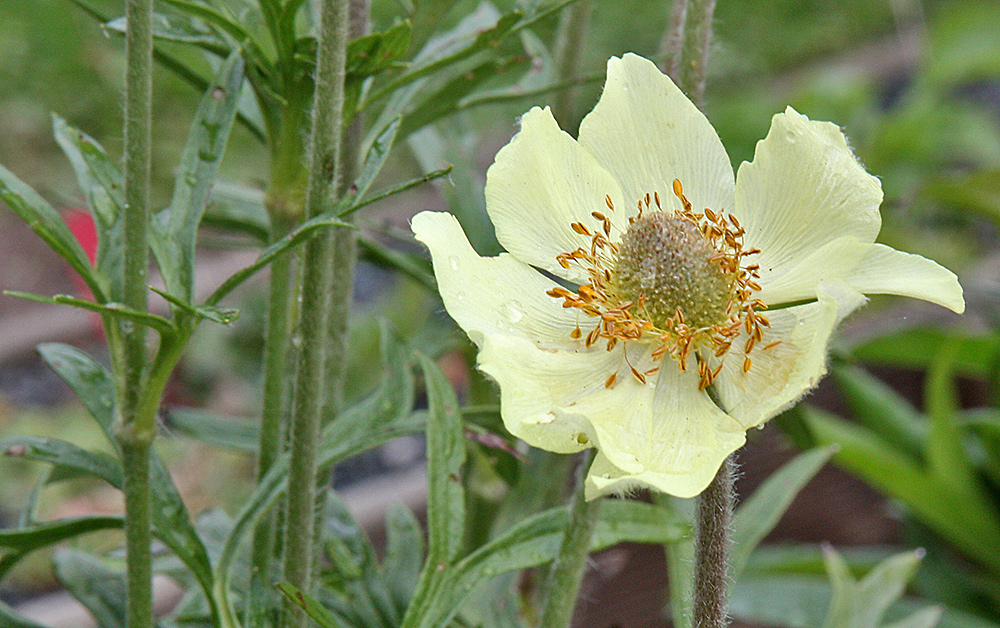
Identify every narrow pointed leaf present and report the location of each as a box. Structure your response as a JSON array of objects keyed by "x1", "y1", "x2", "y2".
[
  {"x1": 152, "y1": 52, "x2": 244, "y2": 302},
  {"x1": 0, "y1": 436, "x2": 123, "y2": 487},
  {"x1": 834, "y1": 364, "x2": 927, "y2": 459},
  {"x1": 53, "y1": 550, "x2": 127, "y2": 628},
  {"x1": 52, "y1": 116, "x2": 126, "y2": 300},
  {"x1": 3, "y1": 291, "x2": 174, "y2": 334},
  {"x1": 0, "y1": 164, "x2": 103, "y2": 301},
  {"x1": 731, "y1": 447, "x2": 835, "y2": 579},
  {"x1": 37, "y1": 344, "x2": 117, "y2": 446},
  {"x1": 276, "y1": 582, "x2": 348, "y2": 628}
]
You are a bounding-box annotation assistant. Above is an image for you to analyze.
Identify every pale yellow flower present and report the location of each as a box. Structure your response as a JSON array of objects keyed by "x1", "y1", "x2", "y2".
[{"x1": 411, "y1": 53, "x2": 964, "y2": 498}]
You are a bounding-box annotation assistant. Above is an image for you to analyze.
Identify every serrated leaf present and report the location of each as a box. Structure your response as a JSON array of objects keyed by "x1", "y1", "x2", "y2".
[
  {"x1": 152, "y1": 51, "x2": 244, "y2": 303},
  {"x1": 731, "y1": 447, "x2": 835, "y2": 580},
  {"x1": 53, "y1": 549, "x2": 127, "y2": 628},
  {"x1": 0, "y1": 164, "x2": 104, "y2": 301},
  {"x1": 52, "y1": 115, "x2": 126, "y2": 301}
]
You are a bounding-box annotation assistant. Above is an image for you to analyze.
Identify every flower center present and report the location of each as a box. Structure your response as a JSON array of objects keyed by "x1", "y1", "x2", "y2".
[
  {"x1": 612, "y1": 213, "x2": 732, "y2": 332},
  {"x1": 547, "y1": 179, "x2": 777, "y2": 390}
]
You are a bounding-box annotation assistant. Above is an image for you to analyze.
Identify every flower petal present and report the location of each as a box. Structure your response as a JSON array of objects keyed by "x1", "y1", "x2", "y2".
[
  {"x1": 736, "y1": 107, "x2": 883, "y2": 286},
  {"x1": 485, "y1": 106, "x2": 628, "y2": 283},
  {"x1": 577, "y1": 54, "x2": 735, "y2": 217},
  {"x1": 757, "y1": 236, "x2": 966, "y2": 314},
  {"x1": 841, "y1": 243, "x2": 965, "y2": 313},
  {"x1": 476, "y1": 333, "x2": 625, "y2": 454},
  {"x1": 714, "y1": 280, "x2": 867, "y2": 429},
  {"x1": 411, "y1": 211, "x2": 581, "y2": 346},
  {"x1": 579, "y1": 359, "x2": 746, "y2": 499}
]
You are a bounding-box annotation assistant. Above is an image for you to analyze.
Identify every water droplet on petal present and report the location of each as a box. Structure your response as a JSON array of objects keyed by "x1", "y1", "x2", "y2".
[
  {"x1": 503, "y1": 301, "x2": 524, "y2": 323},
  {"x1": 449, "y1": 256, "x2": 459, "y2": 271}
]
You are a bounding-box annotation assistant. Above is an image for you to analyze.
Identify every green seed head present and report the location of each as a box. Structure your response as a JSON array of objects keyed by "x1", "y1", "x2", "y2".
[{"x1": 612, "y1": 213, "x2": 733, "y2": 331}]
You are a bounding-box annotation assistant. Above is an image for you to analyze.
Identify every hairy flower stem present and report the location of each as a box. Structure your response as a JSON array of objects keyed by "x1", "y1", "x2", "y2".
[
  {"x1": 280, "y1": 0, "x2": 350, "y2": 625},
  {"x1": 118, "y1": 0, "x2": 154, "y2": 626},
  {"x1": 659, "y1": 0, "x2": 688, "y2": 80},
  {"x1": 679, "y1": 0, "x2": 716, "y2": 107},
  {"x1": 538, "y1": 452, "x2": 601, "y2": 628},
  {"x1": 670, "y1": 1, "x2": 731, "y2": 625},
  {"x1": 550, "y1": 0, "x2": 593, "y2": 128},
  {"x1": 692, "y1": 455, "x2": 735, "y2": 628}
]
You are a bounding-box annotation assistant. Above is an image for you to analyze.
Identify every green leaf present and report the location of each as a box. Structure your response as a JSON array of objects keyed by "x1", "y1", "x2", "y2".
[
  {"x1": 105, "y1": 12, "x2": 229, "y2": 55},
  {"x1": 4, "y1": 292, "x2": 174, "y2": 334},
  {"x1": 213, "y1": 323, "x2": 420, "y2": 626},
  {"x1": 731, "y1": 447, "x2": 835, "y2": 580},
  {"x1": 276, "y1": 582, "x2": 348, "y2": 628},
  {"x1": 201, "y1": 180, "x2": 271, "y2": 241},
  {"x1": 152, "y1": 51, "x2": 244, "y2": 303},
  {"x1": 924, "y1": 344, "x2": 989, "y2": 509},
  {"x1": 358, "y1": 235, "x2": 435, "y2": 290},
  {"x1": 37, "y1": 344, "x2": 117, "y2": 446},
  {"x1": 821, "y1": 547, "x2": 933, "y2": 628},
  {"x1": 924, "y1": 170, "x2": 1000, "y2": 229},
  {"x1": 151, "y1": 287, "x2": 240, "y2": 324},
  {"x1": 382, "y1": 503, "x2": 425, "y2": 609},
  {"x1": 418, "y1": 354, "x2": 467, "y2": 567},
  {"x1": 0, "y1": 601, "x2": 49, "y2": 628},
  {"x1": 205, "y1": 213, "x2": 354, "y2": 306},
  {"x1": 834, "y1": 364, "x2": 927, "y2": 460},
  {"x1": 412, "y1": 499, "x2": 685, "y2": 628},
  {"x1": 168, "y1": 408, "x2": 259, "y2": 452},
  {"x1": 850, "y1": 328, "x2": 1000, "y2": 379},
  {"x1": 803, "y1": 406, "x2": 1000, "y2": 574},
  {"x1": 52, "y1": 115, "x2": 126, "y2": 301},
  {"x1": 156, "y1": 0, "x2": 252, "y2": 46},
  {"x1": 347, "y1": 21, "x2": 412, "y2": 78},
  {"x1": 0, "y1": 516, "x2": 123, "y2": 550},
  {"x1": 53, "y1": 549, "x2": 127, "y2": 628},
  {"x1": 0, "y1": 164, "x2": 104, "y2": 302},
  {"x1": 0, "y1": 436, "x2": 123, "y2": 488},
  {"x1": 33, "y1": 346, "x2": 218, "y2": 623}
]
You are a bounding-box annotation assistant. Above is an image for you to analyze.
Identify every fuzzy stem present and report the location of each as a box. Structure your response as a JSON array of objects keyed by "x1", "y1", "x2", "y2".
[
  {"x1": 692, "y1": 455, "x2": 735, "y2": 628},
  {"x1": 538, "y1": 453, "x2": 601, "y2": 628},
  {"x1": 678, "y1": 0, "x2": 716, "y2": 107},
  {"x1": 659, "y1": 0, "x2": 688, "y2": 80},
  {"x1": 119, "y1": 0, "x2": 154, "y2": 626},
  {"x1": 279, "y1": 0, "x2": 350, "y2": 625},
  {"x1": 550, "y1": 0, "x2": 593, "y2": 128}
]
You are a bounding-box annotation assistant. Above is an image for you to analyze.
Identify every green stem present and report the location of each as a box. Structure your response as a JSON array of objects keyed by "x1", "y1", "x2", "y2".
[
  {"x1": 678, "y1": 0, "x2": 716, "y2": 107},
  {"x1": 247, "y1": 217, "x2": 297, "y2": 628},
  {"x1": 550, "y1": 0, "x2": 593, "y2": 128},
  {"x1": 692, "y1": 455, "x2": 735, "y2": 628},
  {"x1": 538, "y1": 452, "x2": 601, "y2": 628},
  {"x1": 280, "y1": 0, "x2": 350, "y2": 626},
  {"x1": 119, "y1": 0, "x2": 154, "y2": 626}
]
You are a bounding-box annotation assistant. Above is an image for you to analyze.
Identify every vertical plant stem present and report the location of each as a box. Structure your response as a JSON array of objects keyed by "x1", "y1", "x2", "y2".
[
  {"x1": 679, "y1": 0, "x2": 716, "y2": 108},
  {"x1": 119, "y1": 0, "x2": 154, "y2": 626},
  {"x1": 280, "y1": 0, "x2": 349, "y2": 626},
  {"x1": 670, "y1": 1, "x2": 730, "y2": 626},
  {"x1": 659, "y1": 0, "x2": 688, "y2": 80},
  {"x1": 550, "y1": 0, "x2": 593, "y2": 128},
  {"x1": 247, "y1": 216, "x2": 296, "y2": 628},
  {"x1": 538, "y1": 452, "x2": 601, "y2": 628},
  {"x1": 692, "y1": 456, "x2": 735, "y2": 628}
]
